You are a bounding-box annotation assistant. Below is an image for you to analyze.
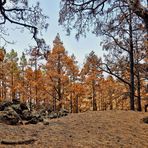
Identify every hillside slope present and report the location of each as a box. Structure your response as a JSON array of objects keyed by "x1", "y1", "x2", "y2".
[{"x1": 0, "y1": 110, "x2": 147, "y2": 148}]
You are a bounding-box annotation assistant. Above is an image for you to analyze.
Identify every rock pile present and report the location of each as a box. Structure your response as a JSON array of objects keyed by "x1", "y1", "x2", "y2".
[{"x1": 0, "y1": 99, "x2": 69, "y2": 125}]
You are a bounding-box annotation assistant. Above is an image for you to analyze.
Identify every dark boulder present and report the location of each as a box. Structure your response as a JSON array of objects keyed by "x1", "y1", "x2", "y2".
[
  {"x1": 12, "y1": 98, "x2": 20, "y2": 104},
  {"x1": 47, "y1": 107, "x2": 52, "y2": 114},
  {"x1": 20, "y1": 102, "x2": 28, "y2": 111},
  {"x1": 38, "y1": 108, "x2": 47, "y2": 117},
  {"x1": 0, "y1": 107, "x2": 21, "y2": 125},
  {"x1": 25, "y1": 117, "x2": 39, "y2": 124},
  {"x1": 22, "y1": 110, "x2": 43, "y2": 124},
  {"x1": 11, "y1": 104, "x2": 22, "y2": 115},
  {"x1": 0, "y1": 101, "x2": 12, "y2": 111},
  {"x1": 48, "y1": 109, "x2": 69, "y2": 119},
  {"x1": 58, "y1": 108, "x2": 69, "y2": 117},
  {"x1": 25, "y1": 112, "x2": 43, "y2": 124},
  {"x1": 31, "y1": 111, "x2": 44, "y2": 122},
  {"x1": 0, "y1": 100, "x2": 69, "y2": 125},
  {"x1": 49, "y1": 112, "x2": 58, "y2": 119},
  {"x1": 21, "y1": 110, "x2": 32, "y2": 120},
  {"x1": 43, "y1": 119, "x2": 50, "y2": 125}
]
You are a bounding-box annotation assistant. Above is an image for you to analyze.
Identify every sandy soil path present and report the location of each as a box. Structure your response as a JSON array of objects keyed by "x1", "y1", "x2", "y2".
[{"x1": 0, "y1": 110, "x2": 147, "y2": 148}]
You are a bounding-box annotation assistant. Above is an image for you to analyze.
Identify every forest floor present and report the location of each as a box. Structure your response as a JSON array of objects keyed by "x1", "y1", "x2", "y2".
[{"x1": 0, "y1": 110, "x2": 147, "y2": 148}]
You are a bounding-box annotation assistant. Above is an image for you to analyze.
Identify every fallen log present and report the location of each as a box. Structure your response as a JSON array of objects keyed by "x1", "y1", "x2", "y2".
[{"x1": 1, "y1": 138, "x2": 37, "y2": 145}]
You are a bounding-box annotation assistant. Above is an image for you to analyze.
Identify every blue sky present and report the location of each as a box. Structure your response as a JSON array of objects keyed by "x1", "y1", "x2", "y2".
[{"x1": 2, "y1": 0, "x2": 104, "y2": 66}]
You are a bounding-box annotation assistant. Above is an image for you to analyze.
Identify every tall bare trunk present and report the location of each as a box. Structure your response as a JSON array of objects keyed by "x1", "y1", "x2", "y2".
[
  {"x1": 137, "y1": 71, "x2": 142, "y2": 111},
  {"x1": 53, "y1": 91, "x2": 56, "y2": 112},
  {"x1": 129, "y1": 7, "x2": 135, "y2": 110},
  {"x1": 70, "y1": 93, "x2": 73, "y2": 113},
  {"x1": 135, "y1": 39, "x2": 142, "y2": 111},
  {"x1": 35, "y1": 57, "x2": 38, "y2": 104},
  {"x1": 29, "y1": 84, "x2": 32, "y2": 112},
  {"x1": 57, "y1": 54, "x2": 62, "y2": 109},
  {"x1": 11, "y1": 72, "x2": 15, "y2": 100},
  {"x1": 92, "y1": 80, "x2": 97, "y2": 111}
]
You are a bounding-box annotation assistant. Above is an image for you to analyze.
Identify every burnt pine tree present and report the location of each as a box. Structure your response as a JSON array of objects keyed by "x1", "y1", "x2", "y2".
[
  {"x1": 59, "y1": 0, "x2": 147, "y2": 111},
  {"x1": 81, "y1": 51, "x2": 102, "y2": 111}
]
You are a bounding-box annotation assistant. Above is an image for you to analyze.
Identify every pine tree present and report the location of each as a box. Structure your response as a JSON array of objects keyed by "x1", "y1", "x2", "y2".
[{"x1": 81, "y1": 51, "x2": 102, "y2": 111}]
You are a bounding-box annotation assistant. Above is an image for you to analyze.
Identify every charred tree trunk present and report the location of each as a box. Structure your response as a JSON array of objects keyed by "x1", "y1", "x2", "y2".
[
  {"x1": 135, "y1": 38, "x2": 142, "y2": 111},
  {"x1": 129, "y1": 7, "x2": 135, "y2": 111},
  {"x1": 57, "y1": 54, "x2": 62, "y2": 110},
  {"x1": 11, "y1": 71, "x2": 15, "y2": 100},
  {"x1": 75, "y1": 94, "x2": 79, "y2": 113},
  {"x1": 22, "y1": 66, "x2": 25, "y2": 102},
  {"x1": 70, "y1": 93, "x2": 73, "y2": 113},
  {"x1": 0, "y1": 61, "x2": 3, "y2": 100},
  {"x1": 92, "y1": 80, "x2": 97, "y2": 111},
  {"x1": 58, "y1": 77, "x2": 62, "y2": 109},
  {"x1": 53, "y1": 90, "x2": 56, "y2": 112},
  {"x1": 136, "y1": 70, "x2": 142, "y2": 111},
  {"x1": 35, "y1": 57, "x2": 38, "y2": 105},
  {"x1": 29, "y1": 84, "x2": 32, "y2": 112},
  {"x1": 110, "y1": 98, "x2": 113, "y2": 110},
  {"x1": 3, "y1": 72, "x2": 6, "y2": 100}
]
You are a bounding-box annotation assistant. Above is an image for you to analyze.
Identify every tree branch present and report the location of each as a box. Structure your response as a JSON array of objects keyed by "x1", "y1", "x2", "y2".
[
  {"x1": 1, "y1": 7, "x2": 38, "y2": 40},
  {"x1": 101, "y1": 63, "x2": 130, "y2": 86},
  {"x1": 104, "y1": 32, "x2": 130, "y2": 53}
]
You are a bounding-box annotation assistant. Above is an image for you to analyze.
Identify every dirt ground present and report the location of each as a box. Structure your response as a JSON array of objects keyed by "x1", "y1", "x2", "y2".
[{"x1": 0, "y1": 110, "x2": 147, "y2": 148}]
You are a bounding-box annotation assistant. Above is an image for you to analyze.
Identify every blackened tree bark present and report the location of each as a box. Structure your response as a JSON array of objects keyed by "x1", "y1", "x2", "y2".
[
  {"x1": 92, "y1": 80, "x2": 97, "y2": 111},
  {"x1": 136, "y1": 70, "x2": 142, "y2": 111},
  {"x1": 135, "y1": 36, "x2": 142, "y2": 111},
  {"x1": 128, "y1": 7, "x2": 135, "y2": 110},
  {"x1": 75, "y1": 94, "x2": 79, "y2": 113},
  {"x1": 70, "y1": 93, "x2": 73, "y2": 113},
  {"x1": 57, "y1": 54, "x2": 62, "y2": 110}
]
